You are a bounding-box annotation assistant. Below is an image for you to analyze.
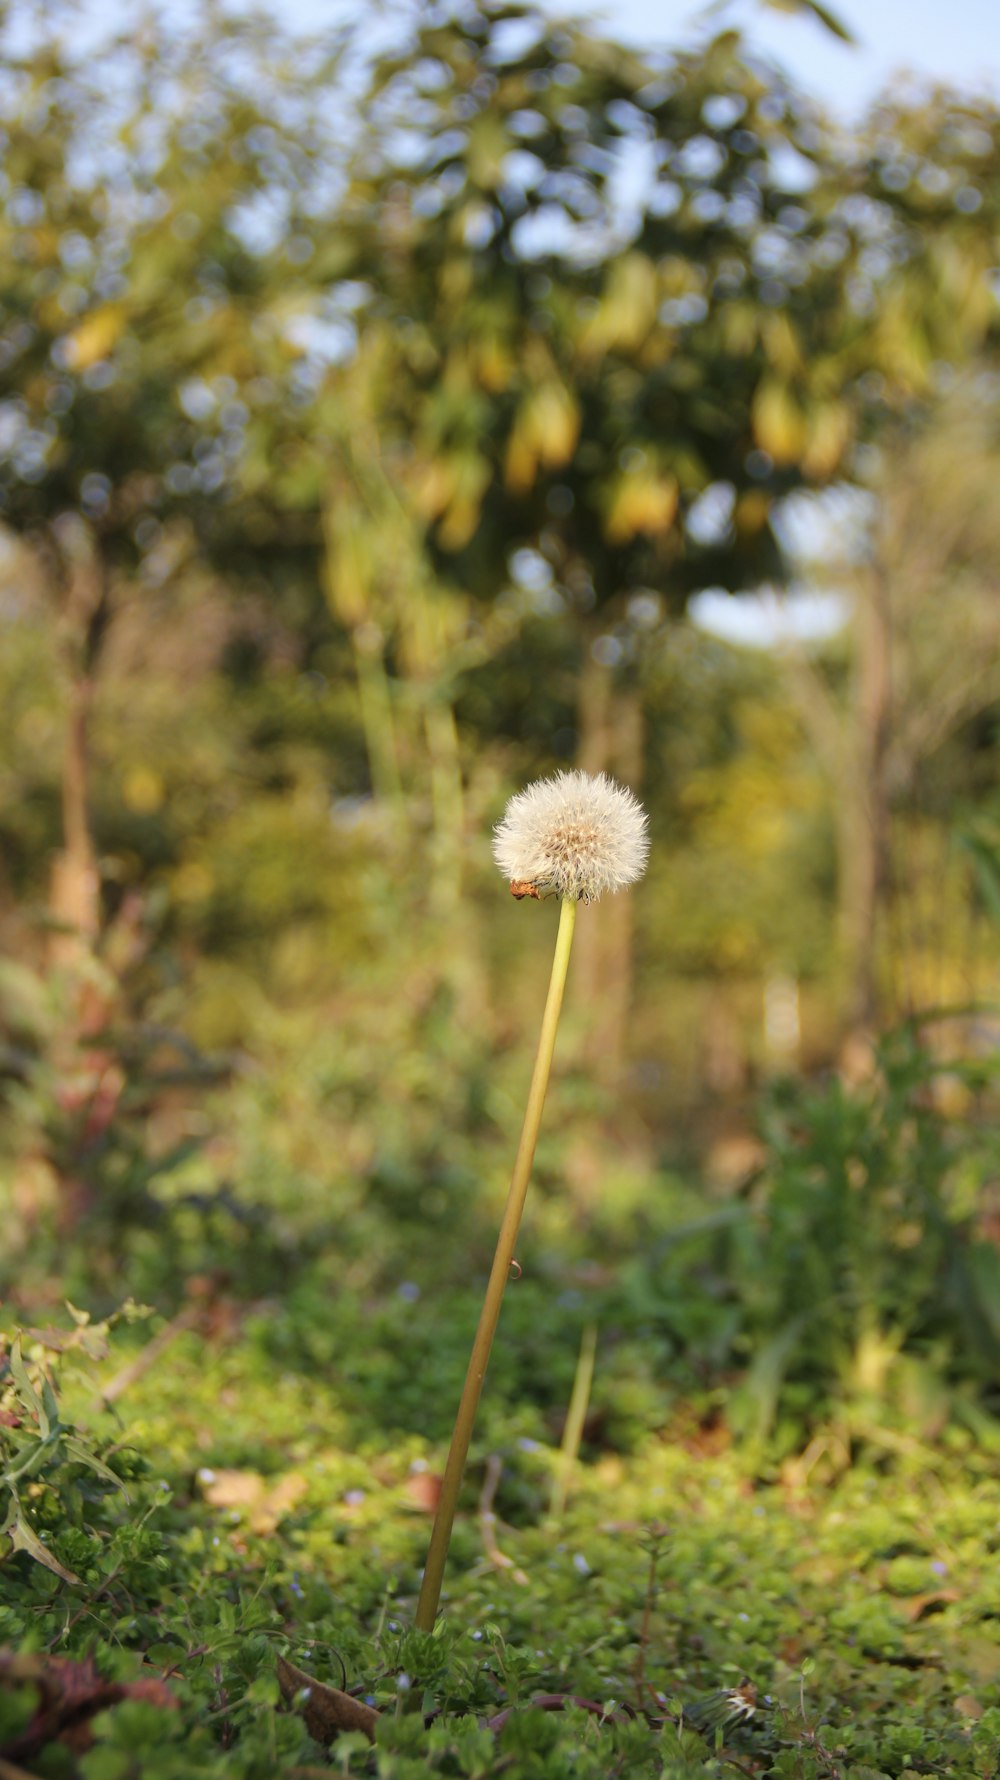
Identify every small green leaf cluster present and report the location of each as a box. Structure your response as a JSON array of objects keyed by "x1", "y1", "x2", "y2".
[{"x1": 1, "y1": 1307, "x2": 152, "y2": 1588}]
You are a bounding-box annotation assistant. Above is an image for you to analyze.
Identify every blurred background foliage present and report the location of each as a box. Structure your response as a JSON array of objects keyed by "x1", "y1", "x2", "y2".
[{"x1": 2, "y1": 0, "x2": 1000, "y2": 1456}]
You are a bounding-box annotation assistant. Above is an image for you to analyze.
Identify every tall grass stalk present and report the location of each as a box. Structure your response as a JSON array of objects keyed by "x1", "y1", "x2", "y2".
[{"x1": 415, "y1": 894, "x2": 577, "y2": 1632}]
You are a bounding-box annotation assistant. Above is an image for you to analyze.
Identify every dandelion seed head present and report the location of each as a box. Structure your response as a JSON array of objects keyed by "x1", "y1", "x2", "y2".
[{"x1": 492, "y1": 769, "x2": 649, "y2": 903}]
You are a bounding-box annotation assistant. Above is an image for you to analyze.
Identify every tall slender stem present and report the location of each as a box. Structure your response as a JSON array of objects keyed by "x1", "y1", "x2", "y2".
[
  {"x1": 353, "y1": 631, "x2": 404, "y2": 811},
  {"x1": 415, "y1": 895, "x2": 578, "y2": 1633},
  {"x1": 549, "y1": 1320, "x2": 597, "y2": 1523}
]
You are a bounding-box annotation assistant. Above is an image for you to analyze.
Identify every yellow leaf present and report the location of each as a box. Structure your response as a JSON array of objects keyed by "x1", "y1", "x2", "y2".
[
  {"x1": 760, "y1": 311, "x2": 804, "y2": 377},
  {"x1": 31, "y1": 224, "x2": 61, "y2": 266},
  {"x1": 436, "y1": 453, "x2": 491, "y2": 551},
  {"x1": 580, "y1": 253, "x2": 657, "y2": 355},
  {"x1": 62, "y1": 304, "x2": 127, "y2": 371},
  {"x1": 734, "y1": 490, "x2": 771, "y2": 535},
  {"x1": 720, "y1": 301, "x2": 758, "y2": 357},
  {"x1": 535, "y1": 382, "x2": 581, "y2": 468},
  {"x1": 467, "y1": 113, "x2": 509, "y2": 189},
  {"x1": 408, "y1": 458, "x2": 456, "y2": 523},
  {"x1": 504, "y1": 425, "x2": 537, "y2": 495},
  {"x1": 122, "y1": 766, "x2": 164, "y2": 815},
  {"x1": 603, "y1": 470, "x2": 678, "y2": 544},
  {"x1": 323, "y1": 505, "x2": 372, "y2": 626},
  {"x1": 752, "y1": 379, "x2": 807, "y2": 466},
  {"x1": 474, "y1": 332, "x2": 513, "y2": 393},
  {"x1": 504, "y1": 382, "x2": 580, "y2": 493},
  {"x1": 440, "y1": 256, "x2": 473, "y2": 306},
  {"x1": 801, "y1": 401, "x2": 851, "y2": 480}
]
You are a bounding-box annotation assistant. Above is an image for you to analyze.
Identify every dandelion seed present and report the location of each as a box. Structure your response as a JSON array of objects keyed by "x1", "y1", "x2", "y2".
[
  {"x1": 685, "y1": 1678, "x2": 759, "y2": 1732},
  {"x1": 493, "y1": 769, "x2": 649, "y2": 904},
  {"x1": 727, "y1": 1680, "x2": 758, "y2": 1722}
]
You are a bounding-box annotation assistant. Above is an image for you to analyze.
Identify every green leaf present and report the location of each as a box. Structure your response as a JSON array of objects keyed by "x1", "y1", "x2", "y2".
[
  {"x1": 79, "y1": 1743, "x2": 133, "y2": 1780},
  {"x1": 9, "y1": 1339, "x2": 48, "y2": 1437},
  {"x1": 1, "y1": 1427, "x2": 60, "y2": 1487},
  {"x1": 40, "y1": 1374, "x2": 61, "y2": 1437},
  {"x1": 957, "y1": 829, "x2": 1000, "y2": 924},
  {"x1": 739, "y1": 1312, "x2": 811, "y2": 1442},
  {"x1": 5, "y1": 1501, "x2": 82, "y2": 1585},
  {"x1": 63, "y1": 1436, "x2": 130, "y2": 1500}
]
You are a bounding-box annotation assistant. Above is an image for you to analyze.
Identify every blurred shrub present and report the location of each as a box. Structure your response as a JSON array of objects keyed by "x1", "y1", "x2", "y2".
[
  {"x1": 0, "y1": 898, "x2": 223, "y2": 1289},
  {"x1": 725, "y1": 1025, "x2": 1000, "y2": 1454},
  {"x1": 7, "y1": 896, "x2": 1000, "y2": 1466}
]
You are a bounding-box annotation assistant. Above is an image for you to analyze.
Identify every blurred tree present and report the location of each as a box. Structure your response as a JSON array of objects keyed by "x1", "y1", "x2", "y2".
[
  {"x1": 0, "y1": 2, "x2": 348, "y2": 945},
  {"x1": 793, "y1": 89, "x2": 1000, "y2": 1027},
  {"x1": 338, "y1": 3, "x2": 863, "y2": 641},
  {"x1": 780, "y1": 378, "x2": 1000, "y2": 1026},
  {"x1": 323, "y1": 0, "x2": 868, "y2": 1068},
  {"x1": 0, "y1": 2, "x2": 362, "y2": 1230}
]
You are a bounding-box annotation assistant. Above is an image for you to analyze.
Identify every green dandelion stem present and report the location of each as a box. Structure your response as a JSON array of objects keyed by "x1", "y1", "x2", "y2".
[
  {"x1": 415, "y1": 893, "x2": 578, "y2": 1634},
  {"x1": 549, "y1": 1320, "x2": 597, "y2": 1523}
]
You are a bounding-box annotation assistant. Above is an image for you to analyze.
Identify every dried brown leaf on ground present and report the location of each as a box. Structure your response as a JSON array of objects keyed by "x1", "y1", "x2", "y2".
[
  {"x1": 198, "y1": 1467, "x2": 308, "y2": 1534},
  {"x1": 402, "y1": 1469, "x2": 442, "y2": 1513},
  {"x1": 276, "y1": 1655, "x2": 379, "y2": 1745},
  {"x1": 0, "y1": 1648, "x2": 177, "y2": 1760}
]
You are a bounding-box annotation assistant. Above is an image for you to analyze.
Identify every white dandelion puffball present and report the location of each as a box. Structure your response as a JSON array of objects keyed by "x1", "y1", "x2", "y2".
[{"x1": 493, "y1": 770, "x2": 649, "y2": 904}]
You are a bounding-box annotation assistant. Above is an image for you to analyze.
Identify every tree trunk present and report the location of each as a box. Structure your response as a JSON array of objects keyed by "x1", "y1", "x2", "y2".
[
  {"x1": 48, "y1": 542, "x2": 111, "y2": 1228},
  {"x1": 49, "y1": 546, "x2": 108, "y2": 965},
  {"x1": 573, "y1": 644, "x2": 644, "y2": 1085},
  {"x1": 49, "y1": 671, "x2": 99, "y2": 964},
  {"x1": 352, "y1": 623, "x2": 405, "y2": 811},
  {"x1": 841, "y1": 567, "x2": 893, "y2": 1035}
]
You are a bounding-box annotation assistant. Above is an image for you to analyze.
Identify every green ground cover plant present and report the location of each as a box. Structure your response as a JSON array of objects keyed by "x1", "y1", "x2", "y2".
[
  {"x1": 1, "y1": 1298, "x2": 998, "y2": 1778},
  {"x1": 2, "y1": 1030, "x2": 999, "y2": 1779}
]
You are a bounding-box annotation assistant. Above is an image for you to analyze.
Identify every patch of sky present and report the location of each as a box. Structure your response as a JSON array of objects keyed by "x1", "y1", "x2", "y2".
[
  {"x1": 686, "y1": 482, "x2": 736, "y2": 547},
  {"x1": 501, "y1": 149, "x2": 547, "y2": 192},
  {"x1": 509, "y1": 109, "x2": 549, "y2": 139},
  {"x1": 659, "y1": 292, "x2": 708, "y2": 326},
  {"x1": 774, "y1": 484, "x2": 875, "y2": 567},
  {"x1": 765, "y1": 141, "x2": 819, "y2": 194},
  {"x1": 486, "y1": 15, "x2": 545, "y2": 67},
  {"x1": 649, "y1": 180, "x2": 682, "y2": 217},
  {"x1": 702, "y1": 92, "x2": 747, "y2": 130},
  {"x1": 627, "y1": 590, "x2": 663, "y2": 629},
  {"x1": 691, "y1": 585, "x2": 847, "y2": 648},
  {"x1": 509, "y1": 547, "x2": 565, "y2": 615},
  {"x1": 689, "y1": 483, "x2": 875, "y2": 647},
  {"x1": 677, "y1": 134, "x2": 727, "y2": 181}
]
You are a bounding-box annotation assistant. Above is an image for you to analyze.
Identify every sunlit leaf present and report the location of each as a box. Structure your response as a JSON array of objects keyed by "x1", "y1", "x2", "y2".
[
  {"x1": 603, "y1": 470, "x2": 678, "y2": 544},
  {"x1": 4, "y1": 1501, "x2": 82, "y2": 1585},
  {"x1": 760, "y1": 0, "x2": 856, "y2": 43},
  {"x1": 752, "y1": 380, "x2": 808, "y2": 466},
  {"x1": 61, "y1": 302, "x2": 128, "y2": 371}
]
